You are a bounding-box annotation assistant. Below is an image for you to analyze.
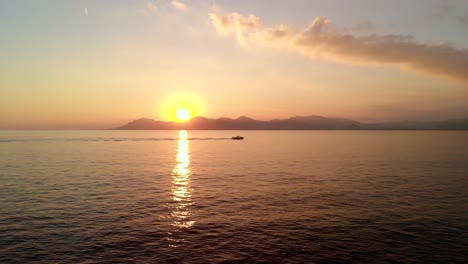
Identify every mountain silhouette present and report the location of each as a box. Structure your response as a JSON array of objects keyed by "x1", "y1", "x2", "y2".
[{"x1": 114, "y1": 116, "x2": 468, "y2": 130}]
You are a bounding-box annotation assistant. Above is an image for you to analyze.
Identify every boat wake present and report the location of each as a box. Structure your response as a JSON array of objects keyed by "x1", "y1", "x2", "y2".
[{"x1": 0, "y1": 137, "x2": 234, "y2": 143}]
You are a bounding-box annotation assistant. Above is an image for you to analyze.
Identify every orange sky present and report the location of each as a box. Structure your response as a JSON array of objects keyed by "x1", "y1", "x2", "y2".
[{"x1": 1, "y1": 1, "x2": 467, "y2": 129}]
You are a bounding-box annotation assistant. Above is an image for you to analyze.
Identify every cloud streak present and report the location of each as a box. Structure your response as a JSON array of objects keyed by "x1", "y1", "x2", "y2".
[
  {"x1": 434, "y1": 4, "x2": 468, "y2": 26},
  {"x1": 147, "y1": 0, "x2": 187, "y2": 12},
  {"x1": 209, "y1": 13, "x2": 261, "y2": 45},
  {"x1": 171, "y1": 0, "x2": 187, "y2": 10},
  {"x1": 209, "y1": 13, "x2": 468, "y2": 82}
]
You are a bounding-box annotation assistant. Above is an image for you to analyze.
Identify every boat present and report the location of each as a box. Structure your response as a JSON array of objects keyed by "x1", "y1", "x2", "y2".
[{"x1": 232, "y1": 136, "x2": 244, "y2": 140}]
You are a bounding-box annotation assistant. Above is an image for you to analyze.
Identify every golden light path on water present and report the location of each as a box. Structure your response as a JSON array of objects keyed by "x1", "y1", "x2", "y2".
[{"x1": 168, "y1": 130, "x2": 194, "y2": 246}]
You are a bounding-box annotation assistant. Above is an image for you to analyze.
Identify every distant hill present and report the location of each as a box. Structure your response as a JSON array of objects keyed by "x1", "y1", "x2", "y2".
[
  {"x1": 364, "y1": 118, "x2": 468, "y2": 130},
  {"x1": 114, "y1": 116, "x2": 468, "y2": 130},
  {"x1": 116, "y1": 115, "x2": 361, "y2": 130},
  {"x1": 291, "y1": 116, "x2": 360, "y2": 129}
]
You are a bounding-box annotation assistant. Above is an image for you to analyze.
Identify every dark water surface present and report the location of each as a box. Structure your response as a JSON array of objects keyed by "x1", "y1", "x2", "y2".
[{"x1": 1, "y1": 130, "x2": 467, "y2": 263}]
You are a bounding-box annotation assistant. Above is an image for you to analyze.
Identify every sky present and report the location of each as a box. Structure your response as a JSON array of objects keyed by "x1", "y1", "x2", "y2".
[{"x1": 1, "y1": 0, "x2": 467, "y2": 129}]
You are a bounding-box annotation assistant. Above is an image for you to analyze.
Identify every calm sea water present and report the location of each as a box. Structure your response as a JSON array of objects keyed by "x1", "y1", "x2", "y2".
[{"x1": 0, "y1": 130, "x2": 467, "y2": 263}]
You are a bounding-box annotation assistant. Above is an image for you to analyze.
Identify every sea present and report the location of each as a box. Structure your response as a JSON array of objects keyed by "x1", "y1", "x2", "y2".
[{"x1": 0, "y1": 130, "x2": 467, "y2": 263}]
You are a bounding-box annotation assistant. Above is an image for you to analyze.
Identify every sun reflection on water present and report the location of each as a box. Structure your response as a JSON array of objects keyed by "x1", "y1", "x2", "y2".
[{"x1": 170, "y1": 130, "x2": 194, "y2": 234}]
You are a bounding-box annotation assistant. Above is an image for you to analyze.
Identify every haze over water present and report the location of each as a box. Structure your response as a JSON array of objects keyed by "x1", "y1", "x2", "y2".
[{"x1": 1, "y1": 130, "x2": 467, "y2": 263}]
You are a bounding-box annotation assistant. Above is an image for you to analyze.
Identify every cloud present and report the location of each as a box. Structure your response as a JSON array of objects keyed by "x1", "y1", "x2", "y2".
[
  {"x1": 171, "y1": 0, "x2": 187, "y2": 10},
  {"x1": 352, "y1": 21, "x2": 375, "y2": 32},
  {"x1": 146, "y1": 0, "x2": 187, "y2": 12},
  {"x1": 456, "y1": 14, "x2": 468, "y2": 25},
  {"x1": 209, "y1": 13, "x2": 468, "y2": 82},
  {"x1": 209, "y1": 12, "x2": 261, "y2": 45},
  {"x1": 434, "y1": 4, "x2": 468, "y2": 26},
  {"x1": 147, "y1": 1, "x2": 158, "y2": 12}
]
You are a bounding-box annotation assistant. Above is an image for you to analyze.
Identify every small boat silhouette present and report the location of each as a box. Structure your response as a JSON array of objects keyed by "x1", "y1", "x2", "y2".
[{"x1": 232, "y1": 136, "x2": 244, "y2": 140}]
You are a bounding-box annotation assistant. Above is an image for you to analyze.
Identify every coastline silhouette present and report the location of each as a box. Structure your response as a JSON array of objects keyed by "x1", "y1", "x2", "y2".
[{"x1": 115, "y1": 115, "x2": 468, "y2": 130}]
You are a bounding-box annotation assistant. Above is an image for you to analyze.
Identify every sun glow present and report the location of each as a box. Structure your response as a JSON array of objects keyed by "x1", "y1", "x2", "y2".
[
  {"x1": 161, "y1": 93, "x2": 204, "y2": 122},
  {"x1": 175, "y1": 108, "x2": 192, "y2": 122}
]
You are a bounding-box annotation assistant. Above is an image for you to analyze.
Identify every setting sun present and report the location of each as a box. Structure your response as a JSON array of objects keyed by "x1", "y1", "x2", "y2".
[
  {"x1": 161, "y1": 93, "x2": 204, "y2": 122},
  {"x1": 2, "y1": 1, "x2": 468, "y2": 263},
  {"x1": 175, "y1": 108, "x2": 192, "y2": 122}
]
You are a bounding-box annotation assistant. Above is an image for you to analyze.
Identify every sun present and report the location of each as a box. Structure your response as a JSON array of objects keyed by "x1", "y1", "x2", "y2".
[
  {"x1": 160, "y1": 93, "x2": 203, "y2": 122},
  {"x1": 175, "y1": 108, "x2": 192, "y2": 122}
]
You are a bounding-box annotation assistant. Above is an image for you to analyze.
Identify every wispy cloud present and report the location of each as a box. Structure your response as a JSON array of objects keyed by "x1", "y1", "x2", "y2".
[
  {"x1": 146, "y1": 0, "x2": 188, "y2": 12},
  {"x1": 171, "y1": 0, "x2": 187, "y2": 10},
  {"x1": 209, "y1": 13, "x2": 468, "y2": 82},
  {"x1": 209, "y1": 12, "x2": 261, "y2": 45},
  {"x1": 351, "y1": 21, "x2": 375, "y2": 32},
  {"x1": 434, "y1": 4, "x2": 468, "y2": 26},
  {"x1": 147, "y1": 1, "x2": 158, "y2": 12}
]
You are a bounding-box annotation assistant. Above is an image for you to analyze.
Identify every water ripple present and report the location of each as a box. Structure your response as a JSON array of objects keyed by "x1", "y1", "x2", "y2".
[{"x1": 0, "y1": 130, "x2": 467, "y2": 263}]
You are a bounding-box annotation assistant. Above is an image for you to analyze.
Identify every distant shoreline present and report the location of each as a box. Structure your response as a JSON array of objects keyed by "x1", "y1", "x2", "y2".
[{"x1": 114, "y1": 115, "x2": 468, "y2": 131}]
